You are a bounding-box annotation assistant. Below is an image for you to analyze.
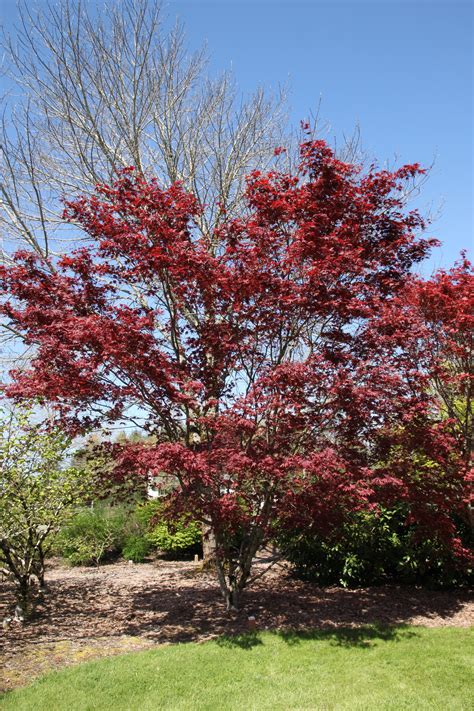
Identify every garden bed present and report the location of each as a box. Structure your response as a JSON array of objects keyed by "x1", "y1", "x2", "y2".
[{"x1": 1, "y1": 557, "x2": 472, "y2": 691}]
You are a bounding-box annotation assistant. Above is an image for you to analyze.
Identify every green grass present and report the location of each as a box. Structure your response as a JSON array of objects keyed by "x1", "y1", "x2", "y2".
[{"x1": 1, "y1": 626, "x2": 472, "y2": 710}]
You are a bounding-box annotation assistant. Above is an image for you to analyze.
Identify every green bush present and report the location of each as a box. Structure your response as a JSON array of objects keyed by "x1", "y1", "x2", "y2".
[
  {"x1": 56, "y1": 498, "x2": 203, "y2": 565},
  {"x1": 277, "y1": 507, "x2": 473, "y2": 588},
  {"x1": 55, "y1": 504, "x2": 129, "y2": 566},
  {"x1": 122, "y1": 534, "x2": 150, "y2": 563},
  {"x1": 139, "y1": 500, "x2": 202, "y2": 557}
]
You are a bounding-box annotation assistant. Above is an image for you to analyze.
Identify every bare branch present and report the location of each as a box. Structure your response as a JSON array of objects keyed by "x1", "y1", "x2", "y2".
[{"x1": 0, "y1": 0, "x2": 288, "y2": 261}]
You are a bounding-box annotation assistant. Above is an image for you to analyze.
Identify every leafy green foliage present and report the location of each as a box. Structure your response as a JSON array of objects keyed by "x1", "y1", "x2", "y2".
[
  {"x1": 278, "y1": 507, "x2": 473, "y2": 588},
  {"x1": 55, "y1": 505, "x2": 130, "y2": 566},
  {"x1": 140, "y1": 500, "x2": 202, "y2": 557},
  {"x1": 121, "y1": 535, "x2": 150, "y2": 563},
  {"x1": 55, "y1": 498, "x2": 202, "y2": 565}
]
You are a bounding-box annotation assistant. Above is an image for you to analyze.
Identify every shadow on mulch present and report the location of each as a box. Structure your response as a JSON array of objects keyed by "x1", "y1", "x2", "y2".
[
  {"x1": 1, "y1": 560, "x2": 471, "y2": 652},
  {"x1": 124, "y1": 581, "x2": 472, "y2": 642}
]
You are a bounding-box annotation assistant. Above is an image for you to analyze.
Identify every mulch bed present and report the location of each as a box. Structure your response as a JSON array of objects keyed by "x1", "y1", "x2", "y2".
[{"x1": 1, "y1": 557, "x2": 473, "y2": 691}]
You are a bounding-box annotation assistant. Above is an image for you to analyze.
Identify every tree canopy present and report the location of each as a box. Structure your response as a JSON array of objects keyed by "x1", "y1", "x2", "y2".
[{"x1": 0, "y1": 140, "x2": 471, "y2": 608}]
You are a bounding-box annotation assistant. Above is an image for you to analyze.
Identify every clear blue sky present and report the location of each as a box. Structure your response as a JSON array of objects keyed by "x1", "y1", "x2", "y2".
[
  {"x1": 1, "y1": 0, "x2": 472, "y2": 271},
  {"x1": 167, "y1": 0, "x2": 473, "y2": 272}
]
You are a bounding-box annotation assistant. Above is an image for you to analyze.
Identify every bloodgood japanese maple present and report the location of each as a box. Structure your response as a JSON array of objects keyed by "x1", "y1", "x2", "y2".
[
  {"x1": 0, "y1": 140, "x2": 469, "y2": 608},
  {"x1": 408, "y1": 259, "x2": 474, "y2": 533},
  {"x1": 412, "y1": 257, "x2": 473, "y2": 463}
]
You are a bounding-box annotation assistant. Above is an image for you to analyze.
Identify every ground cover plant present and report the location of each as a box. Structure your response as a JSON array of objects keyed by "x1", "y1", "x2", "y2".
[
  {"x1": 1, "y1": 138, "x2": 472, "y2": 609},
  {"x1": 1, "y1": 627, "x2": 472, "y2": 710}
]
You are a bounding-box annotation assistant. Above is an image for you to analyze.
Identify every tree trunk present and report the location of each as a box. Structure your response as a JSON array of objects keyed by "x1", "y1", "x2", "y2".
[
  {"x1": 15, "y1": 577, "x2": 31, "y2": 621},
  {"x1": 224, "y1": 587, "x2": 240, "y2": 611},
  {"x1": 202, "y1": 524, "x2": 216, "y2": 562},
  {"x1": 214, "y1": 530, "x2": 264, "y2": 611},
  {"x1": 34, "y1": 547, "x2": 46, "y2": 589}
]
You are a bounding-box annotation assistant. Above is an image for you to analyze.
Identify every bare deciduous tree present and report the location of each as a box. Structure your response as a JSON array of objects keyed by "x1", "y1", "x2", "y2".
[{"x1": 0, "y1": 0, "x2": 288, "y2": 264}]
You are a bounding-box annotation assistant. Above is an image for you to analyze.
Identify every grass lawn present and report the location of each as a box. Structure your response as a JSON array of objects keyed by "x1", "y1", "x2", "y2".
[{"x1": 1, "y1": 626, "x2": 472, "y2": 710}]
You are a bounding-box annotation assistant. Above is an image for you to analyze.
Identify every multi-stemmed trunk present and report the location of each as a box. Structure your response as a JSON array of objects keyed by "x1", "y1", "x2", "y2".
[
  {"x1": 214, "y1": 530, "x2": 265, "y2": 611},
  {"x1": 1, "y1": 536, "x2": 48, "y2": 622}
]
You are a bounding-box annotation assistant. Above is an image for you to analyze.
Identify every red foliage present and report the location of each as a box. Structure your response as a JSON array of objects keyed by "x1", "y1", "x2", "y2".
[
  {"x1": 411, "y1": 256, "x2": 473, "y2": 462},
  {"x1": 1, "y1": 141, "x2": 470, "y2": 604}
]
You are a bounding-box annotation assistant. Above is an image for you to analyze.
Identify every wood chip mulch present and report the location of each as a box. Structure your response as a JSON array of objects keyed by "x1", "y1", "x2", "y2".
[{"x1": 1, "y1": 557, "x2": 473, "y2": 691}]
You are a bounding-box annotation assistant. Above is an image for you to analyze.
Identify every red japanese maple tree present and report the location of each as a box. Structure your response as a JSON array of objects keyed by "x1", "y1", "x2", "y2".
[
  {"x1": 408, "y1": 258, "x2": 474, "y2": 534},
  {"x1": 1, "y1": 140, "x2": 469, "y2": 607},
  {"x1": 412, "y1": 256, "x2": 473, "y2": 463}
]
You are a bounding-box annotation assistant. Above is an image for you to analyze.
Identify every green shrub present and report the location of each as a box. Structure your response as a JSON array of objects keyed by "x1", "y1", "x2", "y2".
[
  {"x1": 56, "y1": 498, "x2": 203, "y2": 565},
  {"x1": 147, "y1": 519, "x2": 202, "y2": 556},
  {"x1": 277, "y1": 507, "x2": 473, "y2": 588},
  {"x1": 122, "y1": 534, "x2": 150, "y2": 563},
  {"x1": 55, "y1": 504, "x2": 129, "y2": 566},
  {"x1": 139, "y1": 500, "x2": 202, "y2": 557}
]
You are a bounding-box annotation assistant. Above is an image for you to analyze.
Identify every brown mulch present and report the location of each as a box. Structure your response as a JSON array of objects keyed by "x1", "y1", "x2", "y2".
[{"x1": 1, "y1": 557, "x2": 473, "y2": 691}]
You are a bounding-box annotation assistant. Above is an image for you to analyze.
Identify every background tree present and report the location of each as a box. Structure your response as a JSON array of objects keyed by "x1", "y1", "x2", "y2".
[
  {"x1": 72, "y1": 430, "x2": 155, "y2": 502},
  {"x1": 0, "y1": 404, "x2": 89, "y2": 620},
  {"x1": 0, "y1": 0, "x2": 287, "y2": 266},
  {"x1": 2, "y1": 139, "x2": 467, "y2": 609}
]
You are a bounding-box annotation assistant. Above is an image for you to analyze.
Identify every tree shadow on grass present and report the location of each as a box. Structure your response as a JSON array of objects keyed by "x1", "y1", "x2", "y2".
[
  {"x1": 216, "y1": 631, "x2": 264, "y2": 649},
  {"x1": 276, "y1": 624, "x2": 418, "y2": 648},
  {"x1": 215, "y1": 624, "x2": 418, "y2": 650}
]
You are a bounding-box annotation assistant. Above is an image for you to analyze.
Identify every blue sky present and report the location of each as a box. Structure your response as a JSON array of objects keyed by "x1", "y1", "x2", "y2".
[
  {"x1": 1, "y1": 0, "x2": 472, "y2": 272},
  {"x1": 167, "y1": 0, "x2": 473, "y2": 272}
]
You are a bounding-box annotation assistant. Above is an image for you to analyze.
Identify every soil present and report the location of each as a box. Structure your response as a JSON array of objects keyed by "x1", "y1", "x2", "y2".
[{"x1": 1, "y1": 555, "x2": 473, "y2": 692}]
